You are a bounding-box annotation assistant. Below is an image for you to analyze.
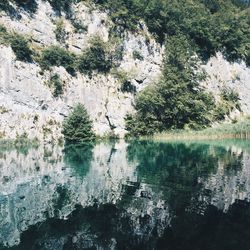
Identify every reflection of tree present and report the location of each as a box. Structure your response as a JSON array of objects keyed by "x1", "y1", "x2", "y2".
[
  {"x1": 52, "y1": 185, "x2": 71, "y2": 217},
  {"x1": 127, "y1": 141, "x2": 244, "y2": 214},
  {"x1": 63, "y1": 143, "x2": 94, "y2": 179}
]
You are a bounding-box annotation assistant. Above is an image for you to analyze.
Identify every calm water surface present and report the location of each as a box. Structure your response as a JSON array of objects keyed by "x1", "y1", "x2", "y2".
[{"x1": 0, "y1": 140, "x2": 250, "y2": 250}]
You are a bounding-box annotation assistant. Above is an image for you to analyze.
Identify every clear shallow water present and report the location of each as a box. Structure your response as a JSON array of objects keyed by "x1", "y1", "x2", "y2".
[{"x1": 0, "y1": 140, "x2": 250, "y2": 249}]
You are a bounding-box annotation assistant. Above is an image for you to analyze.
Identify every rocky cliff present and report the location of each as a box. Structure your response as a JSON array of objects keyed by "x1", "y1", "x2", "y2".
[
  {"x1": 0, "y1": 0, "x2": 249, "y2": 142},
  {"x1": 203, "y1": 53, "x2": 250, "y2": 117},
  {"x1": 0, "y1": 0, "x2": 163, "y2": 142}
]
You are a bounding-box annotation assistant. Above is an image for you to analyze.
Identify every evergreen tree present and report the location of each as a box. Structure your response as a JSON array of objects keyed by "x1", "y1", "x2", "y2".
[
  {"x1": 125, "y1": 35, "x2": 216, "y2": 136},
  {"x1": 62, "y1": 103, "x2": 95, "y2": 143}
]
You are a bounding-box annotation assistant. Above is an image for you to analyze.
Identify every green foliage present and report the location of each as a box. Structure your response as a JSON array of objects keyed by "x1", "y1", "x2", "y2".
[
  {"x1": 14, "y1": 0, "x2": 38, "y2": 13},
  {"x1": 156, "y1": 118, "x2": 250, "y2": 140},
  {"x1": 121, "y1": 81, "x2": 136, "y2": 93},
  {"x1": 48, "y1": 73, "x2": 63, "y2": 97},
  {"x1": 231, "y1": 0, "x2": 250, "y2": 9},
  {"x1": 77, "y1": 37, "x2": 113, "y2": 75},
  {"x1": 54, "y1": 18, "x2": 66, "y2": 43},
  {"x1": 0, "y1": 25, "x2": 9, "y2": 45},
  {"x1": 10, "y1": 34, "x2": 32, "y2": 62},
  {"x1": 110, "y1": 0, "x2": 249, "y2": 136},
  {"x1": 0, "y1": 0, "x2": 38, "y2": 14},
  {"x1": 111, "y1": 69, "x2": 136, "y2": 93},
  {"x1": 0, "y1": 0, "x2": 16, "y2": 16},
  {"x1": 94, "y1": 0, "x2": 141, "y2": 32},
  {"x1": 0, "y1": 25, "x2": 33, "y2": 62},
  {"x1": 0, "y1": 1, "x2": 12, "y2": 12},
  {"x1": 221, "y1": 87, "x2": 240, "y2": 105},
  {"x1": 46, "y1": 0, "x2": 76, "y2": 17},
  {"x1": 96, "y1": 0, "x2": 250, "y2": 65},
  {"x1": 39, "y1": 37, "x2": 122, "y2": 76},
  {"x1": 14, "y1": 0, "x2": 28, "y2": 3},
  {"x1": 1, "y1": 0, "x2": 249, "y2": 67},
  {"x1": 213, "y1": 103, "x2": 229, "y2": 121},
  {"x1": 213, "y1": 87, "x2": 241, "y2": 120},
  {"x1": 111, "y1": 68, "x2": 128, "y2": 83},
  {"x1": 125, "y1": 35, "x2": 219, "y2": 136},
  {"x1": 132, "y1": 50, "x2": 144, "y2": 61},
  {"x1": 62, "y1": 103, "x2": 95, "y2": 143},
  {"x1": 0, "y1": 1, "x2": 10, "y2": 10},
  {"x1": 71, "y1": 19, "x2": 88, "y2": 34},
  {"x1": 40, "y1": 46, "x2": 75, "y2": 75},
  {"x1": 200, "y1": 0, "x2": 221, "y2": 14}
]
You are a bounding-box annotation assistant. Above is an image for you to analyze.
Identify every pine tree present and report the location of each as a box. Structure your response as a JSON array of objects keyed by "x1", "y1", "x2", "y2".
[{"x1": 62, "y1": 103, "x2": 95, "y2": 143}]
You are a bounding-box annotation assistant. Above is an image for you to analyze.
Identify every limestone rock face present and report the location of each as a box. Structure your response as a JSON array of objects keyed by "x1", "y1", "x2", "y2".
[
  {"x1": 202, "y1": 53, "x2": 250, "y2": 116},
  {"x1": 0, "y1": 0, "x2": 57, "y2": 46},
  {"x1": 0, "y1": 44, "x2": 136, "y2": 141},
  {"x1": 0, "y1": 0, "x2": 163, "y2": 141},
  {"x1": 0, "y1": 1, "x2": 250, "y2": 141}
]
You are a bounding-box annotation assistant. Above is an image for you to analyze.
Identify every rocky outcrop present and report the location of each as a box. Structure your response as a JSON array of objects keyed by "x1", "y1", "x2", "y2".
[
  {"x1": 202, "y1": 53, "x2": 250, "y2": 116},
  {"x1": 0, "y1": 1, "x2": 249, "y2": 141},
  {"x1": 0, "y1": 0, "x2": 163, "y2": 141}
]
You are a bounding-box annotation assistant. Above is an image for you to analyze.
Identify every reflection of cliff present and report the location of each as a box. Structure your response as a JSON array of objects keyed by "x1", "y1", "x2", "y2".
[
  {"x1": 0, "y1": 144, "x2": 74, "y2": 247},
  {"x1": 199, "y1": 150, "x2": 250, "y2": 211},
  {"x1": 3, "y1": 199, "x2": 250, "y2": 250},
  {"x1": 1, "y1": 140, "x2": 250, "y2": 249},
  {"x1": 3, "y1": 203, "x2": 168, "y2": 250},
  {"x1": 127, "y1": 141, "x2": 219, "y2": 215},
  {"x1": 127, "y1": 140, "x2": 250, "y2": 214},
  {"x1": 0, "y1": 141, "x2": 168, "y2": 248}
]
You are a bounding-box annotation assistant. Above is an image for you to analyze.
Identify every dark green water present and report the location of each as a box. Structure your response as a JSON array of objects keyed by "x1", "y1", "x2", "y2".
[{"x1": 1, "y1": 140, "x2": 250, "y2": 250}]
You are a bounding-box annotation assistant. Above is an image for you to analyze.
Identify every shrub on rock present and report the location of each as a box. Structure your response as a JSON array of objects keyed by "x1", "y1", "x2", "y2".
[{"x1": 10, "y1": 34, "x2": 32, "y2": 62}]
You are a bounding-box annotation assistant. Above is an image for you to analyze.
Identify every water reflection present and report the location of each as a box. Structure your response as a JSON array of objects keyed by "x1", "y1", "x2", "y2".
[
  {"x1": 63, "y1": 143, "x2": 94, "y2": 179},
  {"x1": 127, "y1": 140, "x2": 247, "y2": 214},
  {"x1": 0, "y1": 140, "x2": 250, "y2": 249},
  {"x1": 3, "y1": 200, "x2": 250, "y2": 250},
  {"x1": 157, "y1": 200, "x2": 250, "y2": 250}
]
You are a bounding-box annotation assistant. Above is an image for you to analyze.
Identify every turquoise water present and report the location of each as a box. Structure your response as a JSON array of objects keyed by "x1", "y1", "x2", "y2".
[{"x1": 0, "y1": 140, "x2": 250, "y2": 249}]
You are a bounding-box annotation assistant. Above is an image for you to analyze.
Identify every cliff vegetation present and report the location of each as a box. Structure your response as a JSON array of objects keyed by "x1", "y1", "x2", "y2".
[{"x1": 0, "y1": 0, "x2": 249, "y2": 140}]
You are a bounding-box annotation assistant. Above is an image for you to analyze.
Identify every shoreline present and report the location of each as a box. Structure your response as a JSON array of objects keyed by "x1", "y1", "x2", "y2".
[
  {"x1": 147, "y1": 119, "x2": 250, "y2": 141},
  {"x1": 1, "y1": 119, "x2": 250, "y2": 147}
]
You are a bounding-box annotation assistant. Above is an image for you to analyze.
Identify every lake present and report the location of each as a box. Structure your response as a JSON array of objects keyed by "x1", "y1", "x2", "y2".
[{"x1": 0, "y1": 139, "x2": 250, "y2": 250}]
